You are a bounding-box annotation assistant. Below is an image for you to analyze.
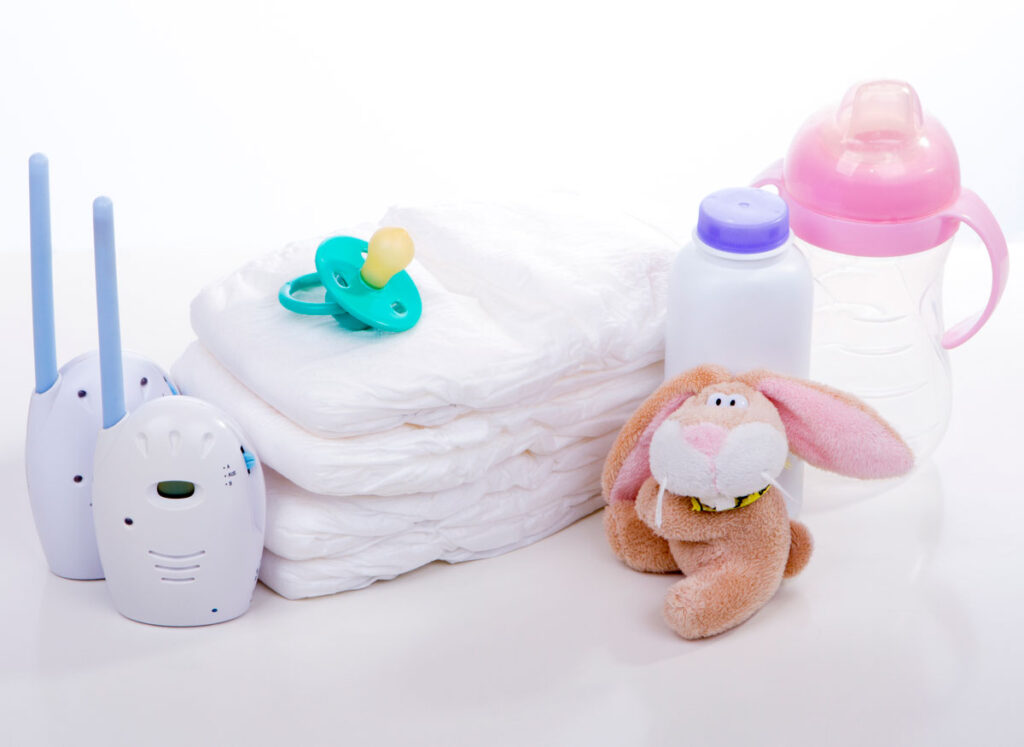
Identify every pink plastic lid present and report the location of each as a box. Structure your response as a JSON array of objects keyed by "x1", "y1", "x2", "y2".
[
  {"x1": 752, "y1": 79, "x2": 1009, "y2": 349},
  {"x1": 785, "y1": 80, "x2": 960, "y2": 223}
]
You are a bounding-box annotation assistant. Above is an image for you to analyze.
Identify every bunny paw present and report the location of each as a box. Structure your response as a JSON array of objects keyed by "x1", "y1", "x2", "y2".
[
  {"x1": 663, "y1": 569, "x2": 777, "y2": 639},
  {"x1": 604, "y1": 501, "x2": 678, "y2": 573}
]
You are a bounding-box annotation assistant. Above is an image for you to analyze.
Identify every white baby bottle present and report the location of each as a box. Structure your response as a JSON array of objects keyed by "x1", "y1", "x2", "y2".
[
  {"x1": 666, "y1": 187, "x2": 813, "y2": 510},
  {"x1": 754, "y1": 80, "x2": 1009, "y2": 501}
]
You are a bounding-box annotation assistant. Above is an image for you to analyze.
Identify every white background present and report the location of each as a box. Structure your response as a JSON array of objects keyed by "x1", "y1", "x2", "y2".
[
  {"x1": 2, "y1": 2, "x2": 1024, "y2": 746},
  {"x1": 1, "y1": 0, "x2": 1022, "y2": 257}
]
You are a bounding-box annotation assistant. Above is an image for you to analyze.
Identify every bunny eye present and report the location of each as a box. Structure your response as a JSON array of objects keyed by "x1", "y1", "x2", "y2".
[{"x1": 705, "y1": 392, "x2": 748, "y2": 408}]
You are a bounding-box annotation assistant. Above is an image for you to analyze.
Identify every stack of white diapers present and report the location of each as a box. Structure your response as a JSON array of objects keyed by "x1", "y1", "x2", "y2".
[{"x1": 172, "y1": 200, "x2": 676, "y2": 598}]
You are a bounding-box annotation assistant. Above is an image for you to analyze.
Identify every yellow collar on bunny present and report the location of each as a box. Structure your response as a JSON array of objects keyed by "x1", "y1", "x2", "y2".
[{"x1": 690, "y1": 485, "x2": 770, "y2": 513}]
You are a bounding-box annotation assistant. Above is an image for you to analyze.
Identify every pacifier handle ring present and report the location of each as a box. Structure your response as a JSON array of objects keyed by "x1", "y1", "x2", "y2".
[
  {"x1": 278, "y1": 272, "x2": 347, "y2": 316},
  {"x1": 939, "y1": 190, "x2": 1010, "y2": 349}
]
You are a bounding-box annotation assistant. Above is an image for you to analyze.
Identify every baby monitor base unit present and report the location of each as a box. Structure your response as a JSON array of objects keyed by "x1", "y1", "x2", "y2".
[
  {"x1": 26, "y1": 351, "x2": 175, "y2": 580},
  {"x1": 92, "y1": 396, "x2": 265, "y2": 627}
]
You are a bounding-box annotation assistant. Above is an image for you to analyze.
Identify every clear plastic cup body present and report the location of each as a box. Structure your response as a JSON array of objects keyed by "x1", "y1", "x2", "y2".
[{"x1": 800, "y1": 236, "x2": 954, "y2": 504}]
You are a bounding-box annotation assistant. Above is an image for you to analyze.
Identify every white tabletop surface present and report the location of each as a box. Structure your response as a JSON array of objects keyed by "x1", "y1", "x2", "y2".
[{"x1": 1, "y1": 245, "x2": 1022, "y2": 747}]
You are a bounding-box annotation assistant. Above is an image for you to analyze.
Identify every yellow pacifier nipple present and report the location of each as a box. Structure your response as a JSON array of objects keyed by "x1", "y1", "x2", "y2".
[{"x1": 360, "y1": 227, "x2": 415, "y2": 289}]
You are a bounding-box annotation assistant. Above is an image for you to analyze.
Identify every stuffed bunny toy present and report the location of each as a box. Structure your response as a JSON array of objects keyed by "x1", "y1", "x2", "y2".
[{"x1": 602, "y1": 365, "x2": 914, "y2": 640}]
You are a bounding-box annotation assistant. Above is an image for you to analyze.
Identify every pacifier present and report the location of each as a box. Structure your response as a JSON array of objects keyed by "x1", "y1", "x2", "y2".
[{"x1": 279, "y1": 227, "x2": 422, "y2": 333}]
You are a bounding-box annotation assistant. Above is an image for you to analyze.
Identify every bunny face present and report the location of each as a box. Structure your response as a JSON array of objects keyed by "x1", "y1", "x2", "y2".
[
  {"x1": 603, "y1": 365, "x2": 915, "y2": 510},
  {"x1": 648, "y1": 382, "x2": 788, "y2": 510}
]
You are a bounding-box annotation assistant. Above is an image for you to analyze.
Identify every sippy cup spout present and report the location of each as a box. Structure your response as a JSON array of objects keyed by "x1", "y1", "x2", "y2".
[
  {"x1": 839, "y1": 80, "x2": 924, "y2": 144},
  {"x1": 775, "y1": 78, "x2": 961, "y2": 226}
]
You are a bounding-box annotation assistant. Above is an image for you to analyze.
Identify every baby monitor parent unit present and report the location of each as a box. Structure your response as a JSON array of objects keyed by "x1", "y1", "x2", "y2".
[
  {"x1": 25, "y1": 154, "x2": 174, "y2": 580},
  {"x1": 89, "y1": 197, "x2": 266, "y2": 626}
]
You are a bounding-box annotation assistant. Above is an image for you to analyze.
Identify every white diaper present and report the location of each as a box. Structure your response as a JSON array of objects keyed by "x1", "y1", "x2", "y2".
[
  {"x1": 185, "y1": 198, "x2": 675, "y2": 438},
  {"x1": 173, "y1": 344, "x2": 662, "y2": 497},
  {"x1": 258, "y1": 464, "x2": 606, "y2": 599},
  {"x1": 172, "y1": 198, "x2": 675, "y2": 598}
]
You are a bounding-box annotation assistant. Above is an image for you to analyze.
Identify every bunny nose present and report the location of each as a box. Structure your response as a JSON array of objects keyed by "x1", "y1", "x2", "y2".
[{"x1": 681, "y1": 423, "x2": 728, "y2": 458}]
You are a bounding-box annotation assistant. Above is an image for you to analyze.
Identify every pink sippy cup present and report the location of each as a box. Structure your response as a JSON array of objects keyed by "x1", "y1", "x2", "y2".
[{"x1": 754, "y1": 80, "x2": 1009, "y2": 467}]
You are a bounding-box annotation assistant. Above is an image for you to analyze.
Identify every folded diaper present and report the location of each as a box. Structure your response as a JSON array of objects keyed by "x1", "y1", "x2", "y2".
[
  {"x1": 173, "y1": 199, "x2": 677, "y2": 598},
  {"x1": 258, "y1": 438, "x2": 609, "y2": 598},
  {"x1": 186, "y1": 199, "x2": 675, "y2": 438},
  {"x1": 173, "y1": 343, "x2": 662, "y2": 497}
]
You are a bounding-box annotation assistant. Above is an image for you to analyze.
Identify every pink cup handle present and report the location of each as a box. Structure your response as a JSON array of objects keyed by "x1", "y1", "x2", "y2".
[
  {"x1": 752, "y1": 159, "x2": 785, "y2": 191},
  {"x1": 939, "y1": 190, "x2": 1010, "y2": 349}
]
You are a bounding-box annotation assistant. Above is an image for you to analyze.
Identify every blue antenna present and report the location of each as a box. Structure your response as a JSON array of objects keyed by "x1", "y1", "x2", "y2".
[
  {"x1": 93, "y1": 197, "x2": 127, "y2": 428},
  {"x1": 30, "y1": 154, "x2": 58, "y2": 394}
]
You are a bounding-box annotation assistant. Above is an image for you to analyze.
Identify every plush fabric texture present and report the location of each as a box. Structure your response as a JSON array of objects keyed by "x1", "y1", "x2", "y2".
[
  {"x1": 602, "y1": 500, "x2": 679, "y2": 574},
  {"x1": 634, "y1": 481, "x2": 805, "y2": 639},
  {"x1": 741, "y1": 371, "x2": 915, "y2": 479},
  {"x1": 602, "y1": 365, "x2": 914, "y2": 640},
  {"x1": 681, "y1": 422, "x2": 728, "y2": 456},
  {"x1": 713, "y1": 422, "x2": 789, "y2": 500},
  {"x1": 650, "y1": 419, "x2": 788, "y2": 506},
  {"x1": 603, "y1": 365, "x2": 731, "y2": 504},
  {"x1": 647, "y1": 419, "x2": 716, "y2": 503},
  {"x1": 784, "y1": 521, "x2": 813, "y2": 578}
]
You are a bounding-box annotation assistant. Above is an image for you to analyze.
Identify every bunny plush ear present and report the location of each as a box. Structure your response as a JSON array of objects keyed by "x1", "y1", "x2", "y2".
[
  {"x1": 740, "y1": 371, "x2": 914, "y2": 479},
  {"x1": 603, "y1": 365, "x2": 732, "y2": 503}
]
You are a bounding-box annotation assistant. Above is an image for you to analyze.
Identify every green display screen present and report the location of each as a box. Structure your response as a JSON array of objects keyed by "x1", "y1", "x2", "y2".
[{"x1": 157, "y1": 480, "x2": 196, "y2": 499}]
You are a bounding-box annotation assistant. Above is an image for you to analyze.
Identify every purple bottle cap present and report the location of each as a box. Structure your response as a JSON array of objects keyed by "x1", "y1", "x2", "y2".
[{"x1": 697, "y1": 187, "x2": 790, "y2": 254}]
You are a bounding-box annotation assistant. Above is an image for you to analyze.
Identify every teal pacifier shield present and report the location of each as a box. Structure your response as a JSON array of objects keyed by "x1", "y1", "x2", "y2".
[{"x1": 314, "y1": 236, "x2": 422, "y2": 333}]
